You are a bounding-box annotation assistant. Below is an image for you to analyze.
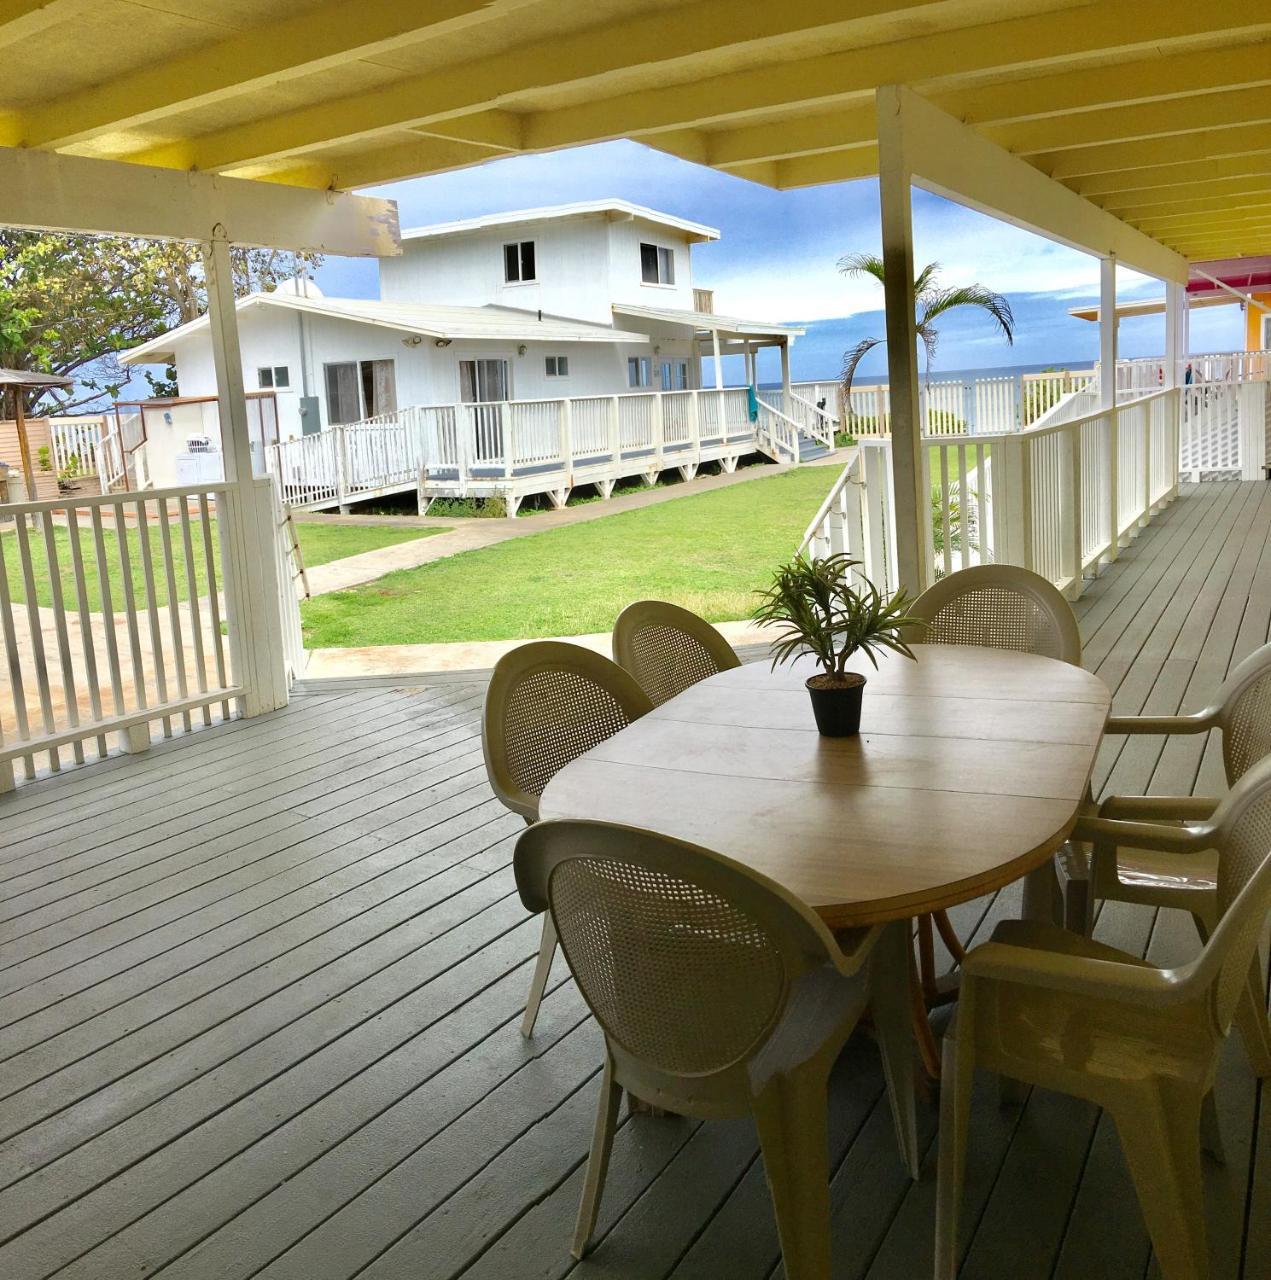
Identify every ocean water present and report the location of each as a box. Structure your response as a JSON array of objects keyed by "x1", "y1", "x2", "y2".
[{"x1": 758, "y1": 359, "x2": 1093, "y2": 391}]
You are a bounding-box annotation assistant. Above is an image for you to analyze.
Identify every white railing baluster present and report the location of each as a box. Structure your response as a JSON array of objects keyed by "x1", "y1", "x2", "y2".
[
  {"x1": 64, "y1": 509, "x2": 107, "y2": 759},
  {"x1": 134, "y1": 498, "x2": 173, "y2": 738},
  {"x1": 39, "y1": 509, "x2": 85, "y2": 764},
  {"x1": 201, "y1": 493, "x2": 231, "y2": 722},
  {"x1": 157, "y1": 497, "x2": 193, "y2": 733},
  {"x1": 13, "y1": 517, "x2": 60, "y2": 772},
  {"x1": 177, "y1": 499, "x2": 212, "y2": 727},
  {"x1": 0, "y1": 524, "x2": 34, "y2": 780}
]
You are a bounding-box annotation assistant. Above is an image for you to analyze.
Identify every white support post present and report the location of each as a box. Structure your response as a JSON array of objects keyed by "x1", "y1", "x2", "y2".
[
  {"x1": 780, "y1": 340, "x2": 792, "y2": 418},
  {"x1": 203, "y1": 232, "x2": 288, "y2": 718},
  {"x1": 1165, "y1": 280, "x2": 1186, "y2": 390},
  {"x1": 711, "y1": 328, "x2": 724, "y2": 391},
  {"x1": 876, "y1": 86, "x2": 926, "y2": 595},
  {"x1": 690, "y1": 389, "x2": 702, "y2": 467},
  {"x1": 1099, "y1": 255, "x2": 1118, "y2": 412},
  {"x1": 560, "y1": 397, "x2": 574, "y2": 484}
]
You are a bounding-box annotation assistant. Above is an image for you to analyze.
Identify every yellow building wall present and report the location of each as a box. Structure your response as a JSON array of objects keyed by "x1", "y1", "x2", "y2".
[{"x1": 1246, "y1": 293, "x2": 1271, "y2": 350}]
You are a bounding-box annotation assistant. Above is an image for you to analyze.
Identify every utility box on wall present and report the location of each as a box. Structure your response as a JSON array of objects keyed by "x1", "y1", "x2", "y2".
[{"x1": 298, "y1": 396, "x2": 321, "y2": 435}]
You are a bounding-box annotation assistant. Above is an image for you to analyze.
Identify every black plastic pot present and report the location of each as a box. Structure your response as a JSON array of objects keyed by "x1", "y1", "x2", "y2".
[{"x1": 805, "y1": 675, "x2": 865, "y2": 737}]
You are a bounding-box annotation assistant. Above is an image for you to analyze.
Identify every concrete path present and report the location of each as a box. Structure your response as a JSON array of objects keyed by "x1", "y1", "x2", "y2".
[
  {"x1": 304, "y1": 618, "x2": 774, "y2": 680},
  {"x1": 300, "y1": 450, "x2": 850, "y2": 595}
]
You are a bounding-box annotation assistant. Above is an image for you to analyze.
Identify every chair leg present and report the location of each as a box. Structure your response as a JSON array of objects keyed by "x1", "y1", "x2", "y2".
[
  {"x1": 871, "y1": 920, "x2": 921, "y2": 1179},
  {"x1": 1200, "y1": 1091, "x2": 1226, "y2": 1165},
  {"x1": 917, "y1": 914, "x2": 940, "y2": 1003},
  {"x1": 572, "y1": 1055, "x2": 623, "y2": 1260},
  {"x1": 1112, "y1": 1086, "x2": 1210, "y2": 1280},
  {"x1": 932, "y1": 910, "x2": 967, "y2": 965},
  {"x1": 521, "y1": 912, "x2": 558, "y2": 1038},
  {"x1": 1233, "y1": 955, "x2": 1271, "y2": 1078},
  {"x1": 934, "y1": 1032, "x2": 974, "y2": 1280},
  {"x1": 751, "y1": 1066, "x2": 834, "y2": 1280}
]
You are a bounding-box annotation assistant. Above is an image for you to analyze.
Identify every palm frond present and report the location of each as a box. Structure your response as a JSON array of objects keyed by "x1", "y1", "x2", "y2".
[
  {"x1": 840, "y1": 336, "x2": 884, "y2": 410},
  {"x1": 912, "y1": 260, "x2": 941, "y2": 299},
  {"x1": 919, "y1": 284, "x2": 1015, "y2": 344},
  {"x1": 837, "y1": 252, "x2": 886, "y2": 284}
]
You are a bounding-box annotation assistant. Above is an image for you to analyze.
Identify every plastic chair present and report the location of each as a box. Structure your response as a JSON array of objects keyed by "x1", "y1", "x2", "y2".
[
  {"x1": 612, "y1": 599, "x2": 742, "y2": 707},
  {"x1": 1065, "y1": 641, "x2": 1271, "y2": 1073},
  {"x1": 482, "y1": 642, "x2": 653, "y2": 1036},
  {"x1": 907, "y1": 566, "x2": 1083, "y2": 1014},
  {"x1": 515, "y1": 818, "x2": 920, "y2": 1276},
  {"x1": 936, "y1": 755, "x2": 1271, "y2": 1280}
]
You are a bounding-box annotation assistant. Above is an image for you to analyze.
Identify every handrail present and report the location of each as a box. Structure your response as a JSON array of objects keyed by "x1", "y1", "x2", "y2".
[{"x1": 799, "y1": 456, "x2": 857, "y2": 554}]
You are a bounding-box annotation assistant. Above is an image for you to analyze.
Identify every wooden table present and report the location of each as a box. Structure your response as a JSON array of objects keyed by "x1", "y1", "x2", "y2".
[{"x1": 540, "y1": 644, "x2": 1110, "y2": 1071}]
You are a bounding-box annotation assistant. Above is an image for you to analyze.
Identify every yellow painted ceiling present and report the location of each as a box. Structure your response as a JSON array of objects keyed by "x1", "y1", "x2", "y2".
[{"x1": 2, "y1": 0, "x2": 1270, "y2": 261}]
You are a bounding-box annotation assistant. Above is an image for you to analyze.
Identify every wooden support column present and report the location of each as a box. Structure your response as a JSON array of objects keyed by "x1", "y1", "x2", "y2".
[
  {"x1": 711, "y1": 328, "x2": 724, "y2": 391},
  {"x1": 1164, "y1": 280, "x2": 1186, "y2": 388},
  {"x1": 876, "y1": 86, "x2": 925, "y2": 596},
  {"x1": 780, "y1": 339, "x2": 792, "y2": 412},
  {"x1": 203, "y1": 230, "x2": 288, "y2": 719},
  {"x1": 1099, "y1": 255, "x2": 1118, "y2": 411}
]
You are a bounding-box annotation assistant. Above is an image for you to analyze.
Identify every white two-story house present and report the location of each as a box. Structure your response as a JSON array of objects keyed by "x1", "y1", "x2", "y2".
[{"x1": 121, "y1": 200, "x2": 811, "y2": 505}]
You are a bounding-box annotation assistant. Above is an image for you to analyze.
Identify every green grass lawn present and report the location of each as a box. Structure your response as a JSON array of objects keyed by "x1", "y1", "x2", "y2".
[
  {"x1": 1, "y1": 519, "x2": 442, "y2": 611},
  {"x1": 300, "y1": 466, "x2": 843, "y2": 648}
]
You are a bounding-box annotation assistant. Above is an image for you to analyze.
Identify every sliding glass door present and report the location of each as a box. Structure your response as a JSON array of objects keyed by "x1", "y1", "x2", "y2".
[{"x1": 460, "y1": 359, "x2": 510, "y2": 462}]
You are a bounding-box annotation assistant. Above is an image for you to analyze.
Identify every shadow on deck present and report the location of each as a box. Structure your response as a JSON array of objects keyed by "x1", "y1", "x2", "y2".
[{"x1": 0, "y1": 481, "x2": 1267, "y2": 1279}]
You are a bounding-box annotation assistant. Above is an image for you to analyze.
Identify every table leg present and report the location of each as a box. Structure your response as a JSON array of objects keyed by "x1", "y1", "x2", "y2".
[
  {"x1": 1021, "y1": 858, "x2": 1064, "y2": 925},
  {"x1": 908, "y1": 942, "x2": 943, "y2": 1082}
]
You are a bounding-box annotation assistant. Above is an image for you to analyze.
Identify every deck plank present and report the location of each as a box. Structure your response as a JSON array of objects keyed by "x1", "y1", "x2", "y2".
[{"x1": 1, "y1": 481, "x2": 1268, "y2": 1280}]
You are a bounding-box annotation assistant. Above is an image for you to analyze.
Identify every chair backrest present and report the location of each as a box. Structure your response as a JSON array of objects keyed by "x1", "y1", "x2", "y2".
[
  {"x1": 1188, "y1": 756, "x2": 1271, "y2": 1037},
  {"x1": 482, "y1": 642, "x2": 654, "y2": 821},
  {"x1": 908, "y1": 564, "x2": 1082, "y2": 666},
  {"x1": 515, "y1": 819, "x2": 843, "y2": 1078},
  {"x1": 612, "y1": 600, "x2": 742, "y2": 707},
  {"x1": 1215, "y1": 643, "x2": 1271, "y2": 785}
]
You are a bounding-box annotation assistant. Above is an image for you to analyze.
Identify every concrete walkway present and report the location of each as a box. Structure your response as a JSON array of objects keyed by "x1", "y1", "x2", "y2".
[{"x1": 300, "y1": 450, "x2": 850, "y2": 595}]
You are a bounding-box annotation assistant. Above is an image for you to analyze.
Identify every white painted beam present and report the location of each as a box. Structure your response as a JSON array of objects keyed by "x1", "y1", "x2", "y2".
[
  {"x1": 886, "y1": 87, "x2": 1187, "y2": 282},
  {"x1": 1100, "y1": 257, "x2": 1118, "y2": 410},
  {"x1": 0, "y1": 146, "x2": 400, "y2": 255}
]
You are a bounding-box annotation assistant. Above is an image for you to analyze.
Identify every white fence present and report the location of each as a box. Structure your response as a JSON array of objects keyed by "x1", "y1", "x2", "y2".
[
  {"x1": 0, "y1": 485, "x2": 246, "y2": 784},
  {"x1": 267, "y1": 386, "x2": 805, "y2": 512},
  {"x1": 49, "y1": 416, "x2": 107, "y2": 478},
  {"x1": 803, "y1": 389, "x2": 1183, "y2": 602}
]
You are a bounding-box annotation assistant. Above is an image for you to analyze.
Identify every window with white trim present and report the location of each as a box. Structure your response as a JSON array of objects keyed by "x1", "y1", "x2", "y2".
[
  {"x1": 628, "y1": 356, "x2": 653, "y2": 388},
  {"x1": 257, "y1": 365, "x2": 290, "y2": 389},
  {"x1": 504, "y1": 240, "x2": 537, "y2": 283},
  {"x1": 544, "y1": 355, "x2": 569, "y2": 378},
  {"x1": 640, "y1": 242, "x2": 675, "y2": 285}
]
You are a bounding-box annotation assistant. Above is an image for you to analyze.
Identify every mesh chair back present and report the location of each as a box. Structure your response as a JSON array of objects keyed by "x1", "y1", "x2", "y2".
[
  {"x1": 516, "y1": 820, "x2": 842, "y2": 1077},
  {"x1": 909, "y1": 565, "x2": 1082, "y2": 666},
  {"x1": 483, "y1": 643, "x2": 654, "y2": 821},
  {"x1": 1217, "y1": 644, "x2": 1271, "y2": 785},
  {"x1": 1202, "y1": 759, "x2": 1271, "y2": 1032},
  {"x1": 613, "y1": 600, "x2": 742, "y2": 707}
]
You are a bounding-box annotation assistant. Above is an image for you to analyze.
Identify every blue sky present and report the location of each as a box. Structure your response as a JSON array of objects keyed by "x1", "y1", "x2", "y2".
[{"x1": 316, "y1": 139, "x2": 1243, "y2": 385}]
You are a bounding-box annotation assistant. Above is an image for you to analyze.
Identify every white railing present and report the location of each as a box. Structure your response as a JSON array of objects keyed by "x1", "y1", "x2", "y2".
[
  {"x1": 0, "y1": 484, "x2": 246, "y2": 785},
  {"x1": 759, "y1": 389, "x2": 834, "y2": 448},
  {"x1": 49, "y1": 416, "x2": 107, "y2": 478},
  {"x1": 814, "y1": 389, "x2": 1183, "y2": 602},
  {"x1": 273, "y1": 496, "x2": 307, "y2": 684}
]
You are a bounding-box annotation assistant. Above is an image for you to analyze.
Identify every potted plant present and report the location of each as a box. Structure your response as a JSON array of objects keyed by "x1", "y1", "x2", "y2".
[{"x1": 753, "y1": 553, "x2": 921, "y2": 737}]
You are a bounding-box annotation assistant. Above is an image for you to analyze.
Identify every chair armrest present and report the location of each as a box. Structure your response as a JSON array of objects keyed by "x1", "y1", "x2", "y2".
[
  {"x1": 1096, "y1": 795, "x2": 1221, "y2": 821},
  {"x1": 1070, "y1": 815, "x2": 1217, "y2": 853},
  {"x1": 1105, "y1": 711, "x2": 1217, "y2": 736},
  {"x1": 963, "y1": 942, "x2": 1188, "y2": 1007}
]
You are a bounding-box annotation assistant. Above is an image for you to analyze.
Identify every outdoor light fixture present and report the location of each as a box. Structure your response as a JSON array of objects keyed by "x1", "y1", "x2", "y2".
[
  {"x1": 517, "y1": 344, "x2": 528, "y2": 356},
  {"x1": 401, "y1": 335, "x2": 423, "y2": 347},
  {"x1": 433, "y1": 337, "x2": 452, "y2": 348}
]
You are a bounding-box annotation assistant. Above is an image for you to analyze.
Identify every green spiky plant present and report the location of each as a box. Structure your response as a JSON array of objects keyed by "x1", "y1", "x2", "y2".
[
  {"x1": 753, "y1": 553, "x2": 922, "y2": 688},
  {"x1": 838, "y1": 255, "x2": 1015, "y2": 422}
]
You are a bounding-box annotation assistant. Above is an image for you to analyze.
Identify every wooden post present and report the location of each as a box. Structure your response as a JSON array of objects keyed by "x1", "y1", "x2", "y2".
[
  {"x1": 11, "y1": 390, "x2": 38, "y2": 505},
  {"x1": 711, "y1": 328, "x2": 724, "y2": 391},
  {"x1": 1099, "y1": 255, "x2": 1118, "y2": 412},
  {"x1": 876, "y1": 85, "x2": 925, "y2": 595},
  {"x1": 203, "y1": 231, "x2": 288, "y2": 719},
  {"x1": 1164, "y1": 280, "x2": 1186, "y2": 390},
  {"x1": 780, "y1": 340, "x2": 792, "y2": 417}
]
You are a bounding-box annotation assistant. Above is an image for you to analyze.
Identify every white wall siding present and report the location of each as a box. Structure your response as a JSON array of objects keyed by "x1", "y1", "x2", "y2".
[{"x1": 606, "y1": 217, "x2": 697, "y2": 312}]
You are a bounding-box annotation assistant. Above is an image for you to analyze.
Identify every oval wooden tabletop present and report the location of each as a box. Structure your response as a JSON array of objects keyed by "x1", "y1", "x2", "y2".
[{"x1": 539, "y1": 644, "x2": 1111, "y2": 928}]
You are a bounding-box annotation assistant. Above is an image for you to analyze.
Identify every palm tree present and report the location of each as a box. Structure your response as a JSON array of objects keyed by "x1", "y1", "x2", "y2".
[{"x1": 838, "y1": 254, "x2": 1015, "y2": 412}]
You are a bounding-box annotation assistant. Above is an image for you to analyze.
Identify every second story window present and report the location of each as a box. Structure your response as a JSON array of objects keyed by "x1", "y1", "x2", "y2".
[
  {"x1": 504, "y1": 240, "x2": 536, "y2": 283},
  {"x1": 640, "y1": 242, "x2": 675, "y2": 286},
  {"x1": 544, "y1": 355, "x2": 569, "y2": 378}
]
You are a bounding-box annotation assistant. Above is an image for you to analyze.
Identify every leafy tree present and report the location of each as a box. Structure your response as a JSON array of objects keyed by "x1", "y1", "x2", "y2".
[
  {"x1": 0, "y1": 234, "x2": 320, "y2": 413},
  {"x1": 838, "y1": 254, "x2": 1015, "y2": 412}
]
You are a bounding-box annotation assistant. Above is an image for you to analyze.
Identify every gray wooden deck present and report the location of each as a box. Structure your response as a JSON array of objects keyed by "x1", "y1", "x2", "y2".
[{"x1": 1, "y1": 479, "x2": 1268, "y2": 1280}]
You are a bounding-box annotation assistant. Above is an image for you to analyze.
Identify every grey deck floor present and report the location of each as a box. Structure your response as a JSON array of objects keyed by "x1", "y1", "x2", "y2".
[{"x1": 1, "y1": 480, "x2": 1269, "y2": 1280}]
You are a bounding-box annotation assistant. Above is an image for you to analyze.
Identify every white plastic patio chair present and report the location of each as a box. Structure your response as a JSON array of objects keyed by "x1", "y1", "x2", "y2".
[
  {"x1": 482, "y1": 642, "x2": 653, "y2": 1036},
  {"x1": 612, "y1": 599, "x2": 742, "y2": 707},
  {"x1": 936, "y1": 754, "x2": 1271, "y2": 1280},
  {"x1": 1065, "y1": 640, "x2": 1271, "y2": 1074},
  {"x1": 515, "y1": 818, "x2": 920, "y2": 1277}
]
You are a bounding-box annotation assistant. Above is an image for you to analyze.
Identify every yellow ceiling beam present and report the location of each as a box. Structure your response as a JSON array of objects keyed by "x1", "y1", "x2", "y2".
[
  {"x1": 1038, "y1": 122, "x2": 1271, "y2": 179},
  {"x1": 990, "y1": 85, "x2": 1271, "y2": 155},
  {"x1": 126, "y1": 0, "x2": 926, "y2": 173},
  {"x1": 1099, "y1": 176, "x2": 1271, "y2": 215},
  {"x1": 1175, "y1": 237, "x2": 1271, "y2": 259},
  {"x1": 522, "y1": 0, "x2": 1264, "y2": 153},
  {"x1": 709, "y1": 107, "x2": 873, "y2": 168},
  {"x1": 1067, "y1": 153, "x2": 1271, "y2": 199},
  {"x1": 774, "y1": 147, "x2": 880, "y2": 189},
  {"x1": 20, "y1": 0, "x2": 520, "y2": 149},
  {"x1": 1134, "y1": 209, "x2": 1271, "y2": 235},
  {"x1": 412, "y1": 111, "x2": 525, "y2": 154},
  {"x1": 262, "y1": 135, "x2": 502, "y2": 191},
  {"x1": 928, "y1": 40, "x2": 1271, "y2": 127},
  {"x1": 0, "y1": 0, "x2": 87, "y2": 52}
]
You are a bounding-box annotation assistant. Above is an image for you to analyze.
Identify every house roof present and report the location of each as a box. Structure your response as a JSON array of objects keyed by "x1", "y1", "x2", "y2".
[
  {"x1": 400, "y1": 200, "x2": 719, "y2": 244},
  {"x1": 611, "y1": 304, "x2": 803, "y2": 342},
  {"x1": 121, "y1": 293, "x2": 653, "y2": 365},
  {"x1": 0, "y1": 368, "x2": 74, "y2": 389}
]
